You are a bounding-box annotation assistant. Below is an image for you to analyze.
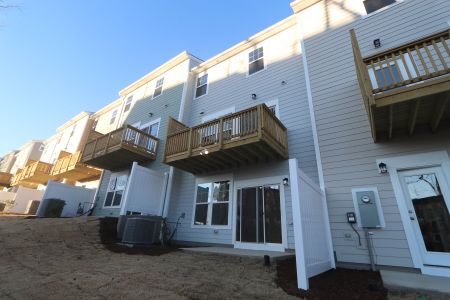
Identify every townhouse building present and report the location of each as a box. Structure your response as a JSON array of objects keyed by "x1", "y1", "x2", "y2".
[
  {"x1": 0, "y1": 150, "x2": 18, "y2": 189},
  {"x1": 9, "y1": 140, "x2": 44, "y2": 189},
  {"x1": 84, "y1": 52, "x2": 202, "y2": 217},
  {"x1": 292, "y1": 0, "x2": 450, "y2": 278}
]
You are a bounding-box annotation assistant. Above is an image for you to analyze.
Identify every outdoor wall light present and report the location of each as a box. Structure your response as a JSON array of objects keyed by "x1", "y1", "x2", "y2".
[
  {"x1": 281, "y1": 80, "x2": 287, "y2": 85},
  {"x1": 251, "y1": 93, "x2": 257, "y2": 100},
  {"x1": 373, "y1": 38, "x2": 381, "y2": 48},
  {"x1": 148, "y1": 112, "x2": 153, "y2": 117},
  {"x1": 378, "y1": 162, "x2": 388, "y2": 174},
  {"x1": 283, "y1": 177, "x2": 289, "y2": 186},
  {"x1": 164, "y1": 104, "x2": 169, "y2": 108},
  {"x1": 200, "y1": 149, "x2": 209, "y2": 155},
  {"x1": 199, "y1": 111, "x2": 204, "y2": 115}
]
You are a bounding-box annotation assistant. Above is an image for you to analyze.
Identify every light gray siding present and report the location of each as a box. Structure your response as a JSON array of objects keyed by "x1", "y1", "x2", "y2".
[
  {"x1": 167, "y1": 24, "x2": 318, "y2": 249},
  {"x1": 299, "y1": 0, "x2": 450, "y2": 267}
]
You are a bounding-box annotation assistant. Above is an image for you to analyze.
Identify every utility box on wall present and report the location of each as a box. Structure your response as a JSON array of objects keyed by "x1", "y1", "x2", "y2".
[{"x1": 351, "y1": 187, "x2": 385, "y2": 228}]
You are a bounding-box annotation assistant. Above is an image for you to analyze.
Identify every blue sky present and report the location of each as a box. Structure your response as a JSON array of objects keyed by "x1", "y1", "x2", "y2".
[{"x1": 0, "y1": 1, "x2": 293, "y2": 155}]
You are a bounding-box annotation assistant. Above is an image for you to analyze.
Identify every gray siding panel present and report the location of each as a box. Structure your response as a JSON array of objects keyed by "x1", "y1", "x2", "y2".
[{"x1": 302, "y1": 0, "x2": 450, "y2": 268}]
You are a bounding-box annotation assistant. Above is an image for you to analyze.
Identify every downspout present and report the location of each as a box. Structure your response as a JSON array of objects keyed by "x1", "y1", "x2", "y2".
[
  {"x1": 295, "y1": 13, "x2": 336, "y2": 268},
  {"x1": 162, "y1": 58, "x2": 191, "y2": 218}
]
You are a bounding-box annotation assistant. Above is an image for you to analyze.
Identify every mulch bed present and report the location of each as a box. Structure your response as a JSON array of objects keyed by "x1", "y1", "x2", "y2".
[
  {"x1": 276, "y1": 257, "x2": 387, "y2": 299},
  {"x1": 99, "y1": 217, "x2": 179, "y2": 256}
]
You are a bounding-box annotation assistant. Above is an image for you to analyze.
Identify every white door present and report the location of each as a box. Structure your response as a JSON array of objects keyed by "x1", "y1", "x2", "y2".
[{"x1": 399, "y1": 167, "x2": 450, "y2": 267}]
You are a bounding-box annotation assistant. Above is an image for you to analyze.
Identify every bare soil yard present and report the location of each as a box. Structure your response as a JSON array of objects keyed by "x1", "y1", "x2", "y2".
[{"x1": 0, "y1": 215, "x2": 294, "y2": 300}]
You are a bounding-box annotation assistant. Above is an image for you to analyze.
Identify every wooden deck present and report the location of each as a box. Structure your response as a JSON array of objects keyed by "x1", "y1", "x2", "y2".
[
  {"x1": 0, "y1": 172, "x2": 12, "y2": 188},
  {"x1": 80, "y1": 124, "x2": 159, "y2": 171},
  {"x1": 351, "y1": 29, "x2": 450, "y2": 141},
  {"x1": 10, "y1": 160, "x2": 54, "y2": 187},
  {"x1": 51, "y1": 151, "x2": 102, "y2": 182},
  {"x1": 164, "y1": 104, "x2": 288, "y2": 174}
]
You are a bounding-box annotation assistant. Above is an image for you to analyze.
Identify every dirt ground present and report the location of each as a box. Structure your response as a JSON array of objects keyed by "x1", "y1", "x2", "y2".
[{"x1": 0, "y1": 215, "x2": 295, "y2": 299}]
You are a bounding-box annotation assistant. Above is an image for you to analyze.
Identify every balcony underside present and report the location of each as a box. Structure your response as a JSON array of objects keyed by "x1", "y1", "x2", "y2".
[
  {"x1": 82, "y1": 143, "x2": 156, "y2": 171},
  {"x1": 19, "y1": 173, "x2": 55, "y2": 186},
  {"x1": 165, "y1": 133, "x2": 288, "y2": 174},
  {"x1": 372, "y1": 89, "x2": 450, "y2": 140},
  {"x1": 53, "y1": 164, "x2": 101, "y2": 182}
]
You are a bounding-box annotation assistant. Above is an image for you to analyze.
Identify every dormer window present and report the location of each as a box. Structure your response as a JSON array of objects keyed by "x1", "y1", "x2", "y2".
[
  {"x1": 153, "y1": 78, "x2": 164, "y2": 98},
  {"x1": 195, "y1": 74, "x2": 208, "y2": 98},
  {"x1": 248, "y1": 47, "x2": 265, "y2": 75},
  {"x1": 124, "y1": 96, "x2": 133, "y2": 112},
  {"x1": 363, "y1": 0, "x2": 396, "y2": 14}
]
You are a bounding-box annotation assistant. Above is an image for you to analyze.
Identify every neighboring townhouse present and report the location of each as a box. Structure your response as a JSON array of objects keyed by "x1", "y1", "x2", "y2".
[
  {"x1": 10, "y1": 112, "x2": 100, "y2": 189},
  {"x1": 9, "y1": 140, "x2": 44, "y2": 189},
  {"x1": 0, "y1": 150, "x2": 18, "y2": 189},
  {"x1": 84, "y1": 52, "x2": 202, "y2": 216},
  {"x1": 292, "y1": 0, "x2": 450, "y2": 278},
  {"x1": 163, "y1": 16, "x2": 322, "y2": 252}
]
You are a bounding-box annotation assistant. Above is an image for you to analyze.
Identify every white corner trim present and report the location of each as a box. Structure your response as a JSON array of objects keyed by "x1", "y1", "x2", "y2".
[{"x1": 296, "y1": 14, "x2": 335, "y2": 269}]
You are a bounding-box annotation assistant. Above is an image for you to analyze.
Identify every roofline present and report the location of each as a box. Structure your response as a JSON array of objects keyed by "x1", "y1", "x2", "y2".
[
  {"x1": 118, "y1": 51, "x2": 203, "y2": 97},
  {"x1": 92, "y1": 98, "x2": 124, "y2": 118},
  {"x1": 290, "y1": 0, "x2": 321, "y2": 13},
  {"x1": 192, "y1": 15, "x2": 297, "y2": 74},
  {"x1": 56, "y1": 111, "x2": 93, "y2": 132}
]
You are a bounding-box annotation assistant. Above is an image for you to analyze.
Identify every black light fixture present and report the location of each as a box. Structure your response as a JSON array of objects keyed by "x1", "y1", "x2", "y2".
[
  {"x1": 378, "y1": 162, "x2": 388, "y2": 174},
  {"x1": 373, "y1": 38, "x2": 381, "y2": 48},
  {"x1": 283, "y1": 177, "x2": 289, "y2": 186},
  {"x1": 251, "y1": 93, "x2": 257, "y2": 100},
  {"x1": 148, "y1": 112, "x2": 153, "y2": 117},
  {"x1": 199, "y1": 111, "x2": 204, "y2": 115}
]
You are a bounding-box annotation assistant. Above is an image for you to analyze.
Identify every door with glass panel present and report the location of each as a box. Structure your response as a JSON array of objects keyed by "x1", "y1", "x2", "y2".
[
  {"x1": 399, "y1": 167, "x2": 450, "y2": 266},
  {"x1": 236, "y1": 185, "x2": 283, "y2": 249}
]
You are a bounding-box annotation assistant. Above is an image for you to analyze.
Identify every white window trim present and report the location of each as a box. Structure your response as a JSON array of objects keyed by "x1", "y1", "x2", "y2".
[
  {"x1": 152, "y1": 78, "x2": 164, "y2": 99},
  {"x1": 140, "y1": 117, "x2": 161, "y2": 137},
  {"x1": 124, "y1": 95, "x2": 133, "y2": 112},
  {"x1": 191, "y1": 173, "x2": 233, "y2": 229},
  {"x1": 103, "y1": 172, "x2": 129, "y2": 209},
  {"x1": 376, "y1": 151, "x2": 450, "y2": 276},
  {"x1": 265, "y1": 99, "x2": 280, "y2": 119},
  {"x1": 246, "y1": 46, "x2": 267, "y2": 78},
  {"x1": 232, "y1": 175, "x2": 289, "y2": 251},
  {"x1": 194, "y1": 73, "x2": 209, "y2": 100},
  {"x1": 110, "y1": 110, "x2": 118, "y2": 125},
  {"x1": 362, "y1": 0, "x2": 404, "y2": 19}
]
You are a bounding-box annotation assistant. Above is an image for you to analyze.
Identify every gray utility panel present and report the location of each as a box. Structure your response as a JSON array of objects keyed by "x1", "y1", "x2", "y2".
[{"x1": 354, "y1": 190, "x2": 382, "y2": 228}]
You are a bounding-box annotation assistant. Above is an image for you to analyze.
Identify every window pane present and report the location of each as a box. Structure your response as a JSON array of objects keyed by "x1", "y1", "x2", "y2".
[
  {"x1": 404, "y1": 174, "x2": 450, "y2": 252},
  {"x1": 104, "y1": 192, "x2": 114, "y2": 207},
  {"x1": 112, "y1": 190, "x2": 123, "y2": 206},
  {"x1": 212, "y1": 181, "x2": 230, "y2": 202},
  {"x1": 194, "y1": 204, "x2": 208, "y2": 225},
  {"x1": 375, "y1": 64, "x2": 400, "y2": 88},
  {"x1": 363, "y1": 0, "x2": 396, "y2": 14},
  {"x1": 153, "y1": 86, "x2": 163, "y2": 98},
  {"x1": 196, "y1": 183, "x2": 210, "y2": 203},
  {"x1": 264, "y1": 185, "x2": 282, "y2": 244},
  {"x1": 212, "y1": 203, "x2": 228, "y2": 226},
  {"x1": 195, "y1": 84, "x2": 207, "y2": 98},
  {"x1": 249, "y1": 59, "x2": 264, "y2": 75}
]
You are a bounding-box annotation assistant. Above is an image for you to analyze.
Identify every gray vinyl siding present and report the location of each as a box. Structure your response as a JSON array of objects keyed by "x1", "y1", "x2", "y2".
[
  {"x1": 301, "y1": 0, "x2": 450, "y2": 267},
  {"x1": 166, "y1": 24, "x2": 318, "y2": 249},
  {"x1": 92, "y1": 59, "x2": 198, "y2": 217}
]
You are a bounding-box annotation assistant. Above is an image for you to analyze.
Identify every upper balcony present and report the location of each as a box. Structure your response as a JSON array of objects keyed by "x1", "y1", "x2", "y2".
[
  {"x1": 351, "y1": 29, "x2": 450, "y2": 141},
  {"x1": 10, "y1": 160, "x2": 54, "y2": 188},
  {"x1": 51, "y1": 151, "x2": 102, "y2": 182},
  {"x1": 0, "y1": 172, "x2": 12, "y2": 188},
  {"x1": 164, "y1": 104, "x2": 289, "y2": 174},
  {"x1": 80, "y1": 125, "x2": 159, "y2": 171}
]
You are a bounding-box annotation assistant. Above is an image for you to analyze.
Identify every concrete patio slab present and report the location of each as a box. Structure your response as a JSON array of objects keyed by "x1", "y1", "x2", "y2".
[
  {"x1": 381, "y1": 270, "x2": 450, "y2": 295},
  {"x1": 181, "y1": 246, "x2": 294, "y2": 261}
]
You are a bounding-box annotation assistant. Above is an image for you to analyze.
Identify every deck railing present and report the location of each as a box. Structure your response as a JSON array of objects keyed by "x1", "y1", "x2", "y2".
[
  {"x1": 81, "y1": 124, "x2": 159, "y2": 162},
  {"x1": 51, "y1": 151, "x2": 82, "y2": 175},
  {"x1": 15, "y1": 161, "x2": 53, "y2": 182},
  {"x1": 352, "y1": 29, "x2": 450, "y2": 95},
  {"x1": 164, "y1": 104, "x2": 288, "y2": 159}
]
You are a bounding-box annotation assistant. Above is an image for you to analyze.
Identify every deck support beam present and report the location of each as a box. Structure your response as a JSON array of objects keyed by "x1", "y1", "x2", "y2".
[
  {"x1": 430, "y1": 93, "x2": 449, "y2": 132},
  {"x1": 408, "y1": 99, "x2": 421, "y2": 136}
]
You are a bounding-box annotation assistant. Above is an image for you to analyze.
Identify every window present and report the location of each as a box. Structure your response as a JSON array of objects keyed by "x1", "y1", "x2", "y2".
[
  {"x1": 193, "y1": 180, "x2": 231, "y2": 227},
  {"x1": 110, "y1": 110, "x2": 118, "y2": 125},
  {"x1": 104, "y1": 174, "x2": 128, "y2": 207},
  {"x1": 153, "y1": 78, "x2": 164, "y2": 98},
  {"x1": 92, "y1": 118, "x2": 98, "y2": 130},
  {"x1": 124, "y1": 96, "x2": 133, "y2": 112},
  {"x1": 69, "y1": 124, "x2": 77, "y2": 138},
  {"x1": 140, "y1": 120, "x2": 160, "y2": 151},
  {"x1": 367, "y1": 57, "x2": 416, "y2": 90},
  {"x1": 39, "y1": 145, "x2": 45, "y2": 151},
  {"x1": 248, "y1": 47, "x2": 265, "y2": 75},
  {"x1": 195, "y1": 74, "x2": 208, "y2": 98},
  {"x1": 363, "y1": 0, "x2": 396, "y2": 14}
]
